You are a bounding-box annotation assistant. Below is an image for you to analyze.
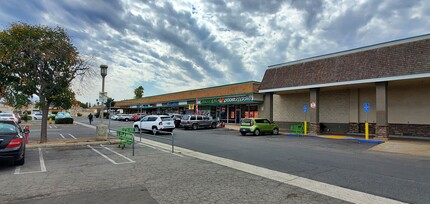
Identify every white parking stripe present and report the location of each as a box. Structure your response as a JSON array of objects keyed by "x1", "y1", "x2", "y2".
[
  {"x1": 68, "y1": 134, "x2": 77, "y2": 139},
  {"x1": 14, "y1": 148, "x2": 47, "y2": 175},
  {"x1": 53, "y1": 125, "x2": 58, "y2": 128},
  {"x1": 138, "y1": 138, "x2": 405, "y2": 204},
  {"x1": 87, "y1": 145, "x2": 117, "y2": 164},
  {"x1": 100, "y1": 144, "x2": 135, "y2": 163},
  {"x1": 39, "y1": 147, "x2": 47, "y2": 172},
  {"x1": 138, "y1": 142, "x2": 183, "y2": 157},
  {"x1": 59, "y1": 134, "x2": 66, "y2": 139}
]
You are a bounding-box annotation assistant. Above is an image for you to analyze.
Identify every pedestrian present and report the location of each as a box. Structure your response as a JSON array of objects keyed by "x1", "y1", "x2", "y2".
[{"x1": 88, "y1": 113, "x2": 93, "y2": 124}]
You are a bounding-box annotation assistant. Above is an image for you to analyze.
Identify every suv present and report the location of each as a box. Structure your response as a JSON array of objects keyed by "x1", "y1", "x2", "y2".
[
  {"x1": 118, "y1": 114, "x2": 133, "y2": 121},
  {"x1": 181, "y1": 115, "x2": 217, "y2": 130},
  {"x1": 133, "y1": 115, "x2": 175, "y2": 134},
  {"x1": 239, "y1": 118, "x2": 279, "y2": 136},
  {"x1": 131, "y1": 113, "x2": 145, "y2": 121}
]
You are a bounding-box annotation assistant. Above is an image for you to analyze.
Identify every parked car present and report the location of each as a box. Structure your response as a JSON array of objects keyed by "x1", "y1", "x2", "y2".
[
  {"x1": 180, "y1": 115, "x2": 217, "y2": 130},
  {"x1": 0, "y1": 121, "x2": 25, "y2": 165},
  {"x1": 0, "y1": 113, "x2": 19, "y2": 123},
  {"x1": 133, "y1": 115, "x2": 175, "y2": 134},
  {"x1": 239, "y1": 118, "x2": 279, "y2": 136},
  {"x1": 169, "y1": 114, "x2": 182, "y2": 128},
  {"x1": 131, "y1": 113, "x2": 146, "y2": 121},
  {"x1": 55, "y1": 112, "x2": 74, "y2": 124},
  {"x1": 30, "y1": 113, "x2": 43, "y2": 120},
  {"x1": 118, "y1": 114, "x2": 133, "y2": 121}
]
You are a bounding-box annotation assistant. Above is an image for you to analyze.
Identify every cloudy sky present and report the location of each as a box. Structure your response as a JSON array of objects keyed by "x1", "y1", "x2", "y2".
[{"x1": 1, "y1": 0, "x2": 429, "y2": 104}]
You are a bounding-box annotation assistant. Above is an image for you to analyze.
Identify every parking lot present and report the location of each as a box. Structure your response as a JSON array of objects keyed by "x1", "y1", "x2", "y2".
[{"x1": 0, "y1": 124, "x2": 349, "y2": 204}]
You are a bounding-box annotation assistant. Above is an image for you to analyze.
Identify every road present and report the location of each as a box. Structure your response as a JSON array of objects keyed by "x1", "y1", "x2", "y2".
[{"x1": 28, "y1": 117, "x2": 430, "y2": 203}]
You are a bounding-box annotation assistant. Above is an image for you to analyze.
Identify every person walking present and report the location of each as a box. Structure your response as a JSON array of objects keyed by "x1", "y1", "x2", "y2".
[{"x1": 88, "y1": 113, "x2": 93, "y2": 124}]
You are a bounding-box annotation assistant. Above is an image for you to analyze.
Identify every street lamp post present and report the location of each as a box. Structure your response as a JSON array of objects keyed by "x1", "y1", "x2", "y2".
[
  {"x1": 96, "y1": 65, "x2": 108, "y2": 141},
  {"x1": 100, "y1": 65, "x2": 108, "y2": 125}
]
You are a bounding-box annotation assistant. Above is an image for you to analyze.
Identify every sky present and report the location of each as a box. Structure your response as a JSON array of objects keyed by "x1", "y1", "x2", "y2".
[{"x1": 1, "y1": 0, "x2": 430, "y2": 105}]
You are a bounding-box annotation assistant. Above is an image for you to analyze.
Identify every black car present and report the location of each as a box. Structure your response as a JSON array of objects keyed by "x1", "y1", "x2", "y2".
[{"x1": 0, "y1": 120, "x2": 25, "y2": 165}]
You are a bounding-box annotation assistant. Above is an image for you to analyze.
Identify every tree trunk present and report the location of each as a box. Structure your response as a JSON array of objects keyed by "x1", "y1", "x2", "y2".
[{"x1": 40, "y1": 99, "x2": 49, "y2": 143}]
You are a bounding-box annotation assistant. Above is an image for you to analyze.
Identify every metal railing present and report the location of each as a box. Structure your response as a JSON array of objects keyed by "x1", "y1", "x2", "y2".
[{"x1": 137, "y1": 128, "x2": 175, "y2": 153}]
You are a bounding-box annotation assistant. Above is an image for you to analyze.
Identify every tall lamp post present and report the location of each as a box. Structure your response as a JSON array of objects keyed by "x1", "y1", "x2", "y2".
[
  {"x1": 100, "y1": 65, "x2": 108, "y2": 124},
  {"x1": 97, "y1": 65, "x2": 108, "y2": 141}
]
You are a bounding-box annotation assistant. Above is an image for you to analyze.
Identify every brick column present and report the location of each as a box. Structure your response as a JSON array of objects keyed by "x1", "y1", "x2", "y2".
[
  {"x1": 310, "y1": 88, "x2": 320, "y2": 134},
  {"x1": 375, "y1": 82, "x2": 389, "y2": 139}
]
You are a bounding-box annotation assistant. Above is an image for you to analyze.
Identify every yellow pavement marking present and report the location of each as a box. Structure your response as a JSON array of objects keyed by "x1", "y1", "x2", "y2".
[{"x1": 325, "y1": 135, "x2": 349, "y2": 139}]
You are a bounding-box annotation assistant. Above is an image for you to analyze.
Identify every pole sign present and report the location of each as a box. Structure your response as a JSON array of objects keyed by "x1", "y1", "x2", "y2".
[
  {"x1": 303, "y1": 104, "x2": 308, "y2": 113},
  {"x1": 310, "y1": 101, "x2": 316, "y2": 109},
  {"x1": 363, "y1": 103, "x2": 370, "y2": 113},
  {"x1": 99, "y1": 92, "x2": 108, "y2": 103}
]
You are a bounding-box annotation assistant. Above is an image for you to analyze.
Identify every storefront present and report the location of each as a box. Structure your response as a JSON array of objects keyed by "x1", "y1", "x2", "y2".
[{"x1": 114, "y1": 81, "x2": 265, "y2": 124}]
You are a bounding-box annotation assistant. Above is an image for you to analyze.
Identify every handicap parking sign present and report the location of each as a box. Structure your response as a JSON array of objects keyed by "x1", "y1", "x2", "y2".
[
  {"x1": 363, "y1": 103, "x2": 370, "y2": 113},
  {"x1": 303, "y1": 104, "x2": 308, "y2": 113}
]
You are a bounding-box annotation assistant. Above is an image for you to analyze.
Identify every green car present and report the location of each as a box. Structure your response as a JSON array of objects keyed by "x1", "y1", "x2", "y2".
[{"x1": 239, "y1": 118, "x2": 279, "y2": 136}]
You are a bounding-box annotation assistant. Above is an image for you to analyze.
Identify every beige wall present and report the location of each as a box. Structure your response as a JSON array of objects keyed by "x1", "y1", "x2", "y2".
[
  {"x1": 388, "y1": 80, "x2": 430, "y2": 124},
  {"x1": 273, "y1": 93, "x2": 308, "y2": 122},
  {"x1": 320, "y1": 90, "x2": 349, "y2": 123}
]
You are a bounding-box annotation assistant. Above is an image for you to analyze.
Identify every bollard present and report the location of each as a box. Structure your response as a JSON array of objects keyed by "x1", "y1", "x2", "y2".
[
  {"x1": 49, "y1": 117, "x2": 52, "y2": 124},
  {"x1": 23, "y1": 125, "x2": 30, "y2": 144}
]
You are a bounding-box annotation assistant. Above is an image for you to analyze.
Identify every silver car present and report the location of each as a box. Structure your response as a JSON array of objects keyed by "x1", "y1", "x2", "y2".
[{"x1": 180, "y1": 115, "x2": 217, "y2": 130}]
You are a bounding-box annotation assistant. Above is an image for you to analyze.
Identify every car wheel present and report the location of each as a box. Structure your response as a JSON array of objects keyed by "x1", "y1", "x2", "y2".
[
  {"x1": 253, "y1": 129, "x2": 260, "y2": 136},
  {"x1": 241, "y1": 132, "x2": 247, "y2": 136},
  {"x1": 273, "y1": 128, "x2": 279, "y2": 135},
  {"x1": 14, "y1": 154, "x2": 25, "y2": 166},
  {"x1": 152, "y1": 126, "x2": 158, "y2": 135},
  {"x1": 125, "y1": 118, "x2": 129, "y2": 122},
  {"x1": 134, "y1": 126, "x2": 140, "y2": 133},
  {"x1": 192, "y1": 123, "x2": 198, "y2": 130},
  {"x1": 211, "y1": 123, "x2": 217, "y2": 129}
]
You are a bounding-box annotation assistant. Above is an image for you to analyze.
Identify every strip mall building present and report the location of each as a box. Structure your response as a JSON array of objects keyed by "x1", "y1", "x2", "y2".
[
  {"x1": 114, "y1": 81, "x2": 263, "y2": 124},
  {"x1": 115, "y1": 34, "x2": 430, "y2": 139}
]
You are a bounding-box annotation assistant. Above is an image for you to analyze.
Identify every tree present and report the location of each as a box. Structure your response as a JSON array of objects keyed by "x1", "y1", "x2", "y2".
[
  {"x1": 134, "y1": 86, "x2": 144, "y2": 99},
  {"x1": 105, "y1": 97, "x2": 115, "y2": 108},
  {"x1": 0, "y1": 23, "x2": 91, "y2": 143}
]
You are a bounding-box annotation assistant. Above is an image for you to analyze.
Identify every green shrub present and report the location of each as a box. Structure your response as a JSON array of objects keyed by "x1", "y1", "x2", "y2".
[
  {"x1": 48, "y1": 116, "x2": 56, "y2": 120},
  {"x1": 55, "y1": 118, "x2": 74, "y2": 124}
]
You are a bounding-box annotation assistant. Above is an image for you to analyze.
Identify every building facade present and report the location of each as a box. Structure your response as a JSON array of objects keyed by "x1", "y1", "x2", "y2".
[
  {"x1": 115, "y1": 81, "x2": 264, "y2": 124},
  {"x1": 259, "y1": 34, "x2": 430, "y2": 139}
]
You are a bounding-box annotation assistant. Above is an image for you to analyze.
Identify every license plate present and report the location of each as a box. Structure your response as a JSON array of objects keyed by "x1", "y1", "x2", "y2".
[
  {"x1": 242, "y1": 129, "x2": 246, "y2": 131},
  {"x1": 166, "y1": 122, "x2": 171, "y2": 125}
]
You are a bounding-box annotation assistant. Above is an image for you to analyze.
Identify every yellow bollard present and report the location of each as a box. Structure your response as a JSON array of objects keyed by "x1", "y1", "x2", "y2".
[
  {"x1": 49, "y1": 117, "x2": 52, "y2": 124},
  {"x1": 365, "y1": 122, "x2": 369, "y2": 140},
  {"x1": 304, "y1": 120, "x2": 307, "y2": 135}
]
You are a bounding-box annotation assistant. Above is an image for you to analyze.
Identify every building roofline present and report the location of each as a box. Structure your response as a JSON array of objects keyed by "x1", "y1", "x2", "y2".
[
  {"x1": 118, "y1": 81, "x2": 260, "y2": 103},
  {"x1": 268, "y1": 33, "x2": 430, "y2": 69},
  {"x1": 259, "y1": 73, "x2": 430, "y2": 93}
]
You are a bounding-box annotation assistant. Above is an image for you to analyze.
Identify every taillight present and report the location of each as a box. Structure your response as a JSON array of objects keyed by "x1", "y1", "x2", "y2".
[
  {"x1": 6, "y1": 138, "x2": 22, "y2": 149},
  {"x1": 9, "y1": 118, "x2": 15, "y2": 121},
  {"x1": 187, "y1": 121, "x2": 190, "y2": 124},
  {"x1": 159, "y1": 121, "x2": 163, "y2": 125}
]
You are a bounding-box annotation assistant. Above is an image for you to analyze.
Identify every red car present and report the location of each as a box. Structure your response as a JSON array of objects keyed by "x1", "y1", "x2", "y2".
[{"x1": 131, "y1": 113, "x2": 145, "y2": 121}]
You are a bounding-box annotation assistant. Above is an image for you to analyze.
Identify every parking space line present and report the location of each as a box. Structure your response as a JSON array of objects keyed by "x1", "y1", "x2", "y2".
[
  {"x1": 100, "y1": 144, "x2": 135, "y2": 163},
  {"x1": 88, "y1": 145, "x2": 118, "y2": 164},
  {"x1": 59, "y1": 134, "x2": 66, "y2": 139},
  {"x1": 14, "y1": 148, "x2": 47, "y2": 175},
  {"x1": 68, "y1": 134, "x2": 77, "y2": 139},
  {"x1": 39, "y1": 147, "x2": 46, "y2": 172},
  {"x1": 53, "y1": 125, "x2": 57, "y2": 128},
  {"x1": 138, "y1": 142, "x2": 183, "y2": 157}
]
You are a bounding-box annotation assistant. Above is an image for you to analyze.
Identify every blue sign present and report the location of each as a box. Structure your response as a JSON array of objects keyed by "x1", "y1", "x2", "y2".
[
  {"x1": 363, "y1": 103, "x2": 370, "y2": 113},
  {"x1": 303, "y1": 104, "x2": 308, "y2": 113}
]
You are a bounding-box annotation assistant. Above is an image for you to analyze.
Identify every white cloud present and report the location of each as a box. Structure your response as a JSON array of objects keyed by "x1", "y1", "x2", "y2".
[{"x1": 1, "y1": 0, "x2": 430, "y2": 105}]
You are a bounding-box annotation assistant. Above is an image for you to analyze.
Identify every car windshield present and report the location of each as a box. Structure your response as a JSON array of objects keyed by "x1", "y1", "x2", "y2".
[
  {"x1": 65, "y1": 113, "x2": 72, "y2": 118},
  {"x1": 182, "y1": 115, "x2": 190, "y2": 120},
  {"x1": 0, "y1": 123, "x2": 16, "y2": 133}
]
